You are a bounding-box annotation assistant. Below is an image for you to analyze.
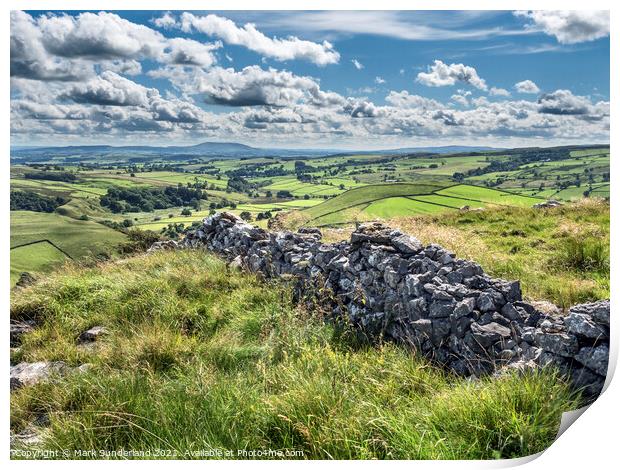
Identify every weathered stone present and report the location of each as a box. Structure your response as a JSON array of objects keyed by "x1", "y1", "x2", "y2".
[
  {"x1": 391, "y1": 234, "x2": 423, "y2": 254},
  {"x1": 383, "y1": 268, "x2": 400, "y2": 289},
  {"x1": 410, "y1": 319, "x2": 432, "y2": 336},
  {"x1": 404, "y1": 274, "x2": 423, "y2": 297},
  {"x1": 470, "y1": 322, "x2": 511, "y2": 348},
  {"x1": 450, "y1": 315, "x2": 472, "y2": 338},
  {"x1": 565, "y1": 312, "x2": 608, "y2": 340},
  {"x1": 10, "y1": 362, "x2": 69, "y2": 390},
  {"x1": 15, "y1": 272, "x2": 37, "y2": 288},
  {"x1": 227, "y1": 255, "x2": 243, "y2": 270},
  {"x1": 78, "y1": 326, "x2": 108, "y2": 344},
  {"x1": 574, "y1": 345, "x2": 609, "y2": 377},
  {"x1": 477, "y1": 292, "x2": 495, "y2": 312},
  {"x1": 573, "y1": 300, "x2": 610, "y2": 326},
  {"x1": 529, "y1": 300, "x2": 562, "y2": 316},
  {"x1": 10, "y1": 320, "x2": 34, "y2": 347},
  {"x1": 570, "y1": 367, "x2": 604, "y2": 397},
  {"x1": 453, "y1": 298, "x2": 475, "y2": 319},
  {"x1": 431, "y1": 319, "x2": 451, "y2": 345},
  {"x1": 157, "y1": 212, "x2": 610, "y2": 397},
  {"x1": 429, "y1": 299, "x2": 456, "y2": 318},
  {"x1": 500, "y1": 303, "x2": 523, "y2": 322},
  {"x1": 533, "y1": 331, "x2": 579, "y2": 357}
]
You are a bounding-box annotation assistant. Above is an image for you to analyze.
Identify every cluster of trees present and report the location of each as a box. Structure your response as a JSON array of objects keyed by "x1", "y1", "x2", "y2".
[
  {"x1": 24, "y1": 171, "x2": 77, "y2": 182},
  {"x1": 226, "y1": 176, "x2": 259, "y2": 193},
  {"x1": 10, "y1": 190, "x2": 67, "y2": 212},
  {"x1": 225, "y1": 163, "x2": 287, "y2": 179},
  {"x1": 100, "y1": 185, "x2": 205, "y2": 213},
  {"x1": 239, "y1": 211, "x2": 272, "y2": 222},
  {"x1": 99, "y1": 218, "x2": 138, "y2": 231},
  {"x1": 160, "y1": 222, "x2": 188, "y2": 239}
]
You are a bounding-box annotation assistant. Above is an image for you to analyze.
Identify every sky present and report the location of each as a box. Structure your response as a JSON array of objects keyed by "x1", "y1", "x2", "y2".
[{"x1": 10, "y1": 10, "x2": 610, "y2": 149}]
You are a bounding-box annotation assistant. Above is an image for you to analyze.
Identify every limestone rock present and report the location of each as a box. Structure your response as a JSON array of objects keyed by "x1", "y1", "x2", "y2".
[
  {"x1": 10, "y1": 362, "x2": 69, "y2": 390},
  {"x1": 575, "y1": 345, "x2": 609, "y2": 377},
  {"x1": 470, "y1": 322, "x2": 511, "y2": 348},
  {"x1": 78, "y1": 326, "x2": 108, "y2": 344}
]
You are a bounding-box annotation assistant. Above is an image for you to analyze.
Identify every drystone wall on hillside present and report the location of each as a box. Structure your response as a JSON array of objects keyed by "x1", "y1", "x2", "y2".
[{"x1": 150, "y1": 212, "x2": 610, "y2": 398}]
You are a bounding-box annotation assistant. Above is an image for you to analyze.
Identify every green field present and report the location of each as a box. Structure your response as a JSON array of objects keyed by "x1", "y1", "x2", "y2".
[
  {"x1": 10, "y1": 211, "x2": 127, "y2": 285},
  {"x1": 298, "y1": 183, "x2": 542, "y2": 227},
  {"x1": 10, "y1": 241, "x2": 68, "y2": 286},
  {"x1": 435, "y1": 185, "x2": 540, "y2": 207},
  {"x1": 304, "y1": 183, "x2": 447, "y2": 221},
  {"x1": 9, "y1": 145, "x2": 609, "y2": 282},
  {"x1": 364, "y1": 197, "x2": 450, "y2": 218}
]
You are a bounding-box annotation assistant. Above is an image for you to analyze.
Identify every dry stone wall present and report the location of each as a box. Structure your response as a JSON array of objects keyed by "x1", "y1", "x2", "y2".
[{"x1": 151, "y1": 212, "x2": 610, "y2": 398}]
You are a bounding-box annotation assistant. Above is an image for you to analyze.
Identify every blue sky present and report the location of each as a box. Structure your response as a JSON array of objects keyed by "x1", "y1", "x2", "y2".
[{"x1": 10, "y1": 10, "x2": 610, "y2": 148}]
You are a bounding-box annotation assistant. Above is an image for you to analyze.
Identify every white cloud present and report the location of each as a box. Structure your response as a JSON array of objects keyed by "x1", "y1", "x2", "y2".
[
  {"x1": 152, "y1": 11, "x2": 176, "y2": 29},
  {"x1": 416, "y1": 60, "x2": 488, "y2": 91},
  {"x1": 163, "y1": 38, "x2": 221, "y2": 67},
  {"x1": 61, "y1": 71, "x2": 157, "y2": 107},
  {"x1": 538, "y1": 89, "x2": 602, "y2": 116},
  {"x1": 256, "y1": 11, "x2": 528, "y2": 42},
  {"x1": 451, "y1": 94, "x2": 470, "y2": 106},
  {"x1": 9, "y1": 11, "x2": 611, "y2": 147},
  {"x1": 515, "y1": 80, "x2": 540, "y2": 94},
  {"x1": 10, "y1": 11, "x2": 222, "y2": 82},
  {"x1": 168, "y1": 12, "x2": 340, "y2": 66},
  {"x1": 385, "y1": 91, "x2": 441, "y2": 110},
  {"x1": 151, "y1": 65, "x2": 345, "y2": 108},
  {"x1": 351, "y1": 59, "x2": 364, "y2": 70},
  {"x1": 489, "y1": 87, "x2": 511, "y2": 97},
  {"x1": 10, "y1": 11, "x2": 92, "y2": 81},
  {"x1": 515, "y1": 10, "x2": 609, "y2": 44},
  {"x1": 38, "y1": 11, "x2": 166, "y2": 60}
]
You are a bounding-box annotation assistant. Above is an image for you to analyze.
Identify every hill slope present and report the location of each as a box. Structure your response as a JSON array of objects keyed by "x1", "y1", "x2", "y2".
[
  {"x1": 11, "y1": 250, "x2": 578, "y2": 459},
  {"x1": 297, "y1": 183, "x2": 542, "y2": 227},
  {"x1": 10, "y1": 211, "x2": 127, "y2": 285}
]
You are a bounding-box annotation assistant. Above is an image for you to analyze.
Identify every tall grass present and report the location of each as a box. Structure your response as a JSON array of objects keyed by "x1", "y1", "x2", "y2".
[
  {"x1": 11, "y1": 251, "x2": 580, "y2": 459},
  {"x1": 557, "y1": 236, "x2": 609, "y2": 274},
  {"x1": 386, "y1": 199, "x2": 609, "y2": 307}
]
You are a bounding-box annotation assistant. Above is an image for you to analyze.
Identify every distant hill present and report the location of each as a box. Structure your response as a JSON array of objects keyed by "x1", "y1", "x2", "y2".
[
  {"x1": 10, "y1": 141, "x2": 307, "y2": 162},
  {"x1": 10, "y1": 141, "x2": 607, "y2": 164}
]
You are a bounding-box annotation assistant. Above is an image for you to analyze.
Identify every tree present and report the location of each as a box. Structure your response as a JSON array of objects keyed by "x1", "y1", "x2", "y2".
[
  {"x1": 452, "y1": 172, "x2": 465, "y2": 183},
  {"x1": 181, "y1": 208, "x2": 192, "y2": 216},
  {"x1": 239, "y1": 211, "x2": 252, "y2": 221}
]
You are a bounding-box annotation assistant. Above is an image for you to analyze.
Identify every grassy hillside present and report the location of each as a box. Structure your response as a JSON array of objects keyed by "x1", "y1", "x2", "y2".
[
  {"x1": 11, "y1": 250, "x2": 579, "y2": 459},
  {"x1": 302, "y1": 183, "x2": 448, "y2": 221},
  {"x1": 10, "y1": 211, "x2": 127, "y2": 285},
  {"x1": 296, "y1": 183, "x2": 541, "y2": 227}
]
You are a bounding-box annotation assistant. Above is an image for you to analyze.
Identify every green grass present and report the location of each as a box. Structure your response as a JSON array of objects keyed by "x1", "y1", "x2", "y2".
[
  {"x1": 10, "y1": 211, "x2": 127, "y2": 286},
  {"x1": 435, "y1": 185, "x2": 541, "y2": 207},
  {"x1": 363, "y1": 197, "x2": 450, "y2": 218},
  {"x1": 297, "y1": 183, "x2": 538, "y2": 227},
  {"x1": 11, "y1": 250, "x2": 580, "y2": 459},
  {"x1": 10, "y1": 242, "x2": 68, "y2": 286},
  {"x1": 304, "y1": 183, "x2": 448, "y2": 222},
  {"x1": 263, "y1": 178, "x2": 345, "y2": 197}
]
